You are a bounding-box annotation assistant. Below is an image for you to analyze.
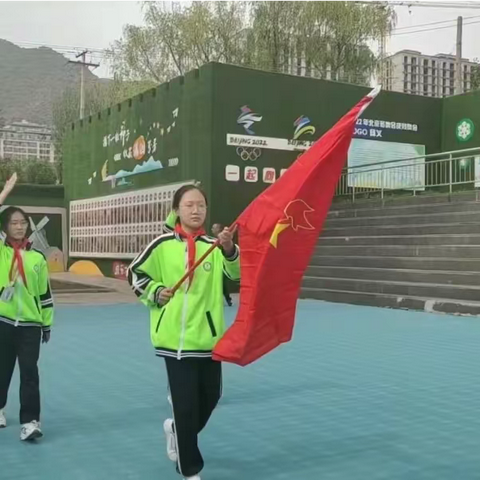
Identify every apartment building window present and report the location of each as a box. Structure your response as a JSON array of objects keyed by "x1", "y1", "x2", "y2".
[
  {"x1": 423, "y1": 58, "x2": 429, "y2": 76},
  {"x1": 411, "y1": 57, "x2": 417, "y2": 77}
]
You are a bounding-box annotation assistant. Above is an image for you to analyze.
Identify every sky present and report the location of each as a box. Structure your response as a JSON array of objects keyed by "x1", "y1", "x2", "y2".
[{"x1": 1, "y1": 1, "x2": 480, "y2": 79}]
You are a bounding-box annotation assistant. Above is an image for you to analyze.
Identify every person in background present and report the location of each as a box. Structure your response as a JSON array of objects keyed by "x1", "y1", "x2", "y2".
[
  {"x1": 128, "y1": 184, "x2": 240, "y2": 480},
  {"x1": 0, "y1": 173, "x2": 54, "y2": 441},
  {"x1": 212, "y1": 223, "x2": 233, "y2": 307}
]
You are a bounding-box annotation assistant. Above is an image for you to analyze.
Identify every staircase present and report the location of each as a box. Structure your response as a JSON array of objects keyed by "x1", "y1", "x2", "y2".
[{"x1": 302, "y1": 191, "x2": 480, "y2": 316}]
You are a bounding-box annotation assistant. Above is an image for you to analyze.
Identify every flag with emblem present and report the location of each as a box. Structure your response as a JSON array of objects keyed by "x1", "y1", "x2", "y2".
[{"x1": 213, "y1": 87, "x2": 380, "y2": 366}]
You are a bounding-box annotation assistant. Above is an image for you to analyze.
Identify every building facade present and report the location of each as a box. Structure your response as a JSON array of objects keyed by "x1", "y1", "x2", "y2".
[
  {"x1": 0, "y1": 120, "x2": 55, "y2": 162},
  {"x1": 384, "y1": 50, "x2": 477, "y2": 97}
]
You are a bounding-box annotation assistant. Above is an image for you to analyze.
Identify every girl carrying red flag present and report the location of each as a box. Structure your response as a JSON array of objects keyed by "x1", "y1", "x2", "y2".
[{"x1": 128, "y1": 184, "x2": 240, "y2": 480}]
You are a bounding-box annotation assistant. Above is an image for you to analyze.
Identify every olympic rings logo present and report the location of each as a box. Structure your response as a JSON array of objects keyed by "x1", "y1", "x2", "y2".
[{"x1": 236, "y1": 147, "x2": 262, "y2": 161}]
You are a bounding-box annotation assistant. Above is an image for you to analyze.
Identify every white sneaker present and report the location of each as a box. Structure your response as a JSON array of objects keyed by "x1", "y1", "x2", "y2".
[
  {"x1": 163, "y1": 418, "x2": 177, "y2": 462},
  {"x1": 0, "y1": 410, "x2": 6, "y2": 428},
  {"x1": 20, "y1": 420, "x2": 43, "y2": 441}
]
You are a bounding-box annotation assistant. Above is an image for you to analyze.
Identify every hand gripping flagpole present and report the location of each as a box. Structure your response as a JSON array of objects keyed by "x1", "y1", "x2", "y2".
[{"x1": 171, "y1": 224, "x2": 238, "y2": 294}]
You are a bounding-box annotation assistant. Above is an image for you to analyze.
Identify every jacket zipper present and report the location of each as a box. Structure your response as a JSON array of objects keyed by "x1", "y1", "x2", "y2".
[
  {"x1": 15, "y1": 250, "x2": 25, "y2": 327},
  {"x1": 14, "y1": 281, "x2": 20, "y2": 327},
  {"x1": 177, "y1": 244, "x2": 189, "y2": 360}
]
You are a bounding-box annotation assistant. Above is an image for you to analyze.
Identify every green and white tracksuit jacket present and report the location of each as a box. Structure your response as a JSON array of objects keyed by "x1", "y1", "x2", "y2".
[
  {"x1": 128, "y1": 226, "x2": 240, "y2": 359},
  {"x1": 0, "y1": 239, "x2": 54, "y2": 332}
]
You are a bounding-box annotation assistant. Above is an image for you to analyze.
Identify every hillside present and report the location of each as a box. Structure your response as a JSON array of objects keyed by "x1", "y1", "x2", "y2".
[{"x1": 0, "y1": 39, "x2": 100, "y2": 126}]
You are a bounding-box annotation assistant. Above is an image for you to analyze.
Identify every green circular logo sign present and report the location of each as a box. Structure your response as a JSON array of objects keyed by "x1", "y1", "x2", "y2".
[{"x1": 456, "y1": 118, "x2": 474, "y2": 142}]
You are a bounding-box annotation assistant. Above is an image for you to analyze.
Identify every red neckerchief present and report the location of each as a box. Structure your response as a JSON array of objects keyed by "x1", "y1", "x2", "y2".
[
  {"x1": 7, "y1": 238, "x2": 30, "y2": 287},
  {"x1": 174, "y1": 224, "x2": 206, "y2": 288}
]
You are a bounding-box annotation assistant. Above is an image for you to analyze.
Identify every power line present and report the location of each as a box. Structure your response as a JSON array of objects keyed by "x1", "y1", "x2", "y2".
[
  {"x1": 356, "y1": 0, "x2": 480, "y2": 9},
  {"x1": 4, "y1": 38, "x2": 107, "y2": 55},
  {"x1": 392, "y1": 14, "x2": 480, "y2": 31},
  {"x1": 391, "y1": 18, "x2": 480, "y2": 35}
]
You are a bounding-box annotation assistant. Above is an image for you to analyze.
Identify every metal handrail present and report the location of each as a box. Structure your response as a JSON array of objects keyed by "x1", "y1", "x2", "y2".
[
  {"x1": 335, "y1": 147, "x2": 480, "y2": 201},
  {"x1": 345, "y1": 147, "x2": 480, "y2": 172}
]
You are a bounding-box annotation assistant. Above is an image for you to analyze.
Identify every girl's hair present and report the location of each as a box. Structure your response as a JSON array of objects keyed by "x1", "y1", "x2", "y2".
[
  {"x1": 172, "y1": 184, "x2": 208, "y2": 210},
  {"x1": 0, "y1": 206, "x2": 29, "y2": 234}
]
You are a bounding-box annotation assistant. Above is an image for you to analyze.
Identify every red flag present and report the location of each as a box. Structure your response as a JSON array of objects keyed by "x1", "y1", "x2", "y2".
[{"x1": 213, "y1": 87, "x2": 380, "y2": 366}]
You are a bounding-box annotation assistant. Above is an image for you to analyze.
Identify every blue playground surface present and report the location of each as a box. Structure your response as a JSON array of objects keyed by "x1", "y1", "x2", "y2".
[{"x1": 2, "y1": 300, "x2": 480, "y2": 480}]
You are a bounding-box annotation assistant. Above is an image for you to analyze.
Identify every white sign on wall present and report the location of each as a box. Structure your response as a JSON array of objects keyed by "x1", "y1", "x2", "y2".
[
  {"x1": 347, "y1": 139, "x2": 426, "y2": 191},
  {"x1": 225, "y1": 164, "x2": 240, "y2": 182},
  {"x1": 227, "y1": 134, "x2": 313, "y2": 152}
]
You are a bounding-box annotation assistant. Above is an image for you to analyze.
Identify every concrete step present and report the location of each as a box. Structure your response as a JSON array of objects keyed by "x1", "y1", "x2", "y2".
[
  {"x1": 311, "y1": 255, "x2": 480, "y2": 272},
  {"x1": 325, "y1": 210, "x2": 480, "y2": 228},
  {"x1": 317, "y1": 192, "x2": 480, "y2": 315},
  {"x1": 314, "y1": 245, "x2": 480, "y2": 258},
  {"x1": 319, "y1": 234, "x2": 480, "y2": 246},
  {"x1": 302, "y1": 276, "x2": 480, "y2": 302},
  {"x1": 328, "y1": 200, "x2": 480, "y2": 220},
  {"x1": 323, "y1": 223, "x2": 480, "y2": 237},
  {"x1": 306, "y1": 265, "x2": 480, "y2": 287},
  {"x1": 299, "y1": 287, "x2": 480, "y2": 316}
]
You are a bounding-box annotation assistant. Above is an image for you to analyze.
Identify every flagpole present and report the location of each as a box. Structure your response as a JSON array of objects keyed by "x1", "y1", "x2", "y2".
[{"x1": 171, "y1": 224, "x2": 238, "y2": 294}]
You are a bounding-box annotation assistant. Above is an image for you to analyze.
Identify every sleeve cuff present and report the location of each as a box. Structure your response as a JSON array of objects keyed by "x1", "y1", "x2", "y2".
[
  {"x1": 150, "y1": 284, "x2": 165, "y2": 304},
  {"x1": 223, "y1": 244, "x2": 239, "y2": 262}
]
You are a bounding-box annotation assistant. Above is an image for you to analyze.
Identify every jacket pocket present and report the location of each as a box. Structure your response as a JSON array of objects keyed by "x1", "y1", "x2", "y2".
[
  {"x1": 155, "y1": 309, "x2": 166, "y2": 333},
  {"x1": 34, "y1": 297, "x2": 41, "y2": 314},
  {"x1": 206, "y1": 311, "x2": 217, "y2": 337}
]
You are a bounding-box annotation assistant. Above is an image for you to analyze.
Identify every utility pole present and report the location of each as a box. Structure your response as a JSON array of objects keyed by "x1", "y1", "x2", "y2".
[
  {"x1": 379, "y1": 31, "x2": 386, "y2": 86},
  {"x1": 68, "y1": 51, "x2": 100, "y2": 120},
  {"x1": 455, "y1": 16, "x2": 463, "y2": 95}
]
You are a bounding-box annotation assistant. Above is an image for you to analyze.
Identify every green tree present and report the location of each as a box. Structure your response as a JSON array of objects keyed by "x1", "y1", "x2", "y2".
[
  {"x1": 109, "y1": 1, "x2": 394, "y2": 87},
  {"x1": 471, "y1": 59, "x2": 480, "y2": 91},
  {"x1": 301, "y1": 2, "x2": 393, "y2": 83},
  {"x1": 109, "y1": 2, "x2": 248, "y2": 82}
]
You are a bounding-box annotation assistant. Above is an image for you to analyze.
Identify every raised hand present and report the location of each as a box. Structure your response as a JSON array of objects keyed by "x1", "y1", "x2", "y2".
[{"x1": 0, "y1": 173, "x2": 18, "y2": 204}]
